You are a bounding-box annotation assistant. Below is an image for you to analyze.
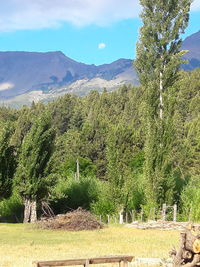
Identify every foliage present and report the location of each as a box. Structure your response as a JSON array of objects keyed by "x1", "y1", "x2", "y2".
[
  {"x1": 0, "y1": 194, "x2": 23, "y2": 223},
  {"x1": 14, "y1": 113, "x2": 55, "y2": 201},
  {"x1": 181, "y1": 176, "x2": 200, "y2": 222},
  {"x1": 134, "y1": 0, "x2": 192, "y2": 206},
  {"x1": 0, "y1": 122, "x2": 16, "y2": 199},
  {"x1": 51, "y1": 176, "x2": 100, "y2": 214},
  {"x1": 63, "y1": 157, "x2": 96, "y2": 178},
  {"x1": 91, "y1": 181, "x2": 116, "y2": 216},
  {"x1": 0, "y1": 69, "x2": 199, "y2": 222}
]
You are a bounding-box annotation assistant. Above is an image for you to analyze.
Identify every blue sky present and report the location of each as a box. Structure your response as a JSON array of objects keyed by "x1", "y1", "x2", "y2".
[{"x1": 0, "y1": 0, "x2": 200, "y2": 65}]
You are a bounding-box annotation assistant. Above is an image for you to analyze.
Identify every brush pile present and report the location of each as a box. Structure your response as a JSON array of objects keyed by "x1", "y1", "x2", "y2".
[{"x1": 38, "y1": 208, "x2": 103, "y2": 231}]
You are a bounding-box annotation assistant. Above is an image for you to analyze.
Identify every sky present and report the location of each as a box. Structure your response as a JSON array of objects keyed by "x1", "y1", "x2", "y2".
[{"x1": 0, "y1": 0, "x2": 200, "y2": 65}]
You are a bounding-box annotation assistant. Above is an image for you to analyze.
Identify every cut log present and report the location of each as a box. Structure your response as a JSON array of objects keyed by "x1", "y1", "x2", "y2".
[
  {"x1": 193, "y1": 239, "x2": 200, "y2": 253},
  {"x1": 184, "y1": 254, "x2": 200, "y2": 267},
  {"x1": 184, "y1": 231, "x2": 200, "y2": 253}
]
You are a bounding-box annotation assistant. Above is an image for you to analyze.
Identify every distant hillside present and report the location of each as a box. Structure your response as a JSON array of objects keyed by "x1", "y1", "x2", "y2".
[
  {"x1": 0, "y1": 51, "x2": 137, "y2": 100},
  {"x1": 0, "y1": 30, "x2": 199, "y2": 107},
  {"x1": 182, "y1": 30, "x2": 200, "y2": 70}
]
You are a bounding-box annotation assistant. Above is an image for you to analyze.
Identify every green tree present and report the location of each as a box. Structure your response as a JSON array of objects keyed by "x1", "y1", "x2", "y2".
[
  {"x1": 14, "y1": 113, "x2": 55, "y2": 223},
  {"x1": 135, "y1": 0, "x2": 191, "y2": 206},
  {"x1": 106, "y1": 123, "x2": 144, "y2": 211},
  {"x1": 0, "y1": 122, "x2": 16, "y2": 199}
]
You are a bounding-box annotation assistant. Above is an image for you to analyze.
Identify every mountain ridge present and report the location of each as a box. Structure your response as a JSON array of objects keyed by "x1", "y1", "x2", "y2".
[
  {"x1": 0, "y1": 30, "x2": 199, "y2": 106},
  {"x1": 0, "y1": 51, "x2": 135, "y2": 100}
]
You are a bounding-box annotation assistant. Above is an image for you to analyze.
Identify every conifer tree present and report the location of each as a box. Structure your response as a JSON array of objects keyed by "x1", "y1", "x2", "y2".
[
  {"x1": 14, "y1": 113, "x2": 55, "y2": 222},
  {"x1": 135, "y1": 0, "x2": 192, "y2": 206}
]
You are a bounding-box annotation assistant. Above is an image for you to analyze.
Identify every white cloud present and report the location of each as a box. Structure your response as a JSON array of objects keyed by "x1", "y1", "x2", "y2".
[
  {"x1": 0, "y1": 0, "x2": 140, "y2": 31},
  {"x1": 191, "y1": 0, "x2": 200, "y2": 11},
  {"x1": 0, "y1": 82, "x2": 14, "y2": 91},
  {"x1": 0, "y1": 0, "x2": 199, "y2": 32},
  {"x1": 98, "y1": 43, "x2": 106, "y2": 49}
]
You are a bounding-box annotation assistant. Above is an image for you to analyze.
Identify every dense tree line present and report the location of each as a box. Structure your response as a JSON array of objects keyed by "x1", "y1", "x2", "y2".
[
  {"x1": 0, "y1": 0, "x2": 199, "y2": 223},
  {"x1": 0, "y1": 67, "x2": 199, "y2": 222}
]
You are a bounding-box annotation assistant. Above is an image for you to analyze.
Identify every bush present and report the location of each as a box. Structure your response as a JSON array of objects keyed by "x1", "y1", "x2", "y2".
[
  {"x1": 91, "y1": 198, "x2": 116, "y2": 216},
  {"x1": 51, "y1": 176, "x2": 99, "y2": 214},
  {"x1": 91, "y1": 181, "x2": 117, "y2": 217},
  {"x1": 181, "y1": 176, "x2": 200, "y2": 222},
  {"x1": 0, "y1": 194, "x2": 24, "y2": 223}
]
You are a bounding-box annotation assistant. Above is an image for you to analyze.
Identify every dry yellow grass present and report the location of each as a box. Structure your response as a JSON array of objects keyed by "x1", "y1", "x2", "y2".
[{"x1": 0, "y1": 224, "x2": 179, "y2": 267}]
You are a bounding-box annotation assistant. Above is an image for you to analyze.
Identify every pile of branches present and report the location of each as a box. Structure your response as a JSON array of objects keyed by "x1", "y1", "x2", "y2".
[
  {"x1": 38, "y1": 208, "x2": 103, "y2": 231},
  {"x1": 170, "y1": 230, "x2": 200, "y2": 267}
]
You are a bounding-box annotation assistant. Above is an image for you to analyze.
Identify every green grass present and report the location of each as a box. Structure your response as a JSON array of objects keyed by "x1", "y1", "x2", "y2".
[{"x1": 0, "y1": 224, "x2": 180, "y2": 267}]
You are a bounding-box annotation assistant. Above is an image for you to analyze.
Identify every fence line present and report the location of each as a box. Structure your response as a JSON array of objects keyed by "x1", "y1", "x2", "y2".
[{"x1": 98, "y1": 203, "x2": 179, "y2": 224}]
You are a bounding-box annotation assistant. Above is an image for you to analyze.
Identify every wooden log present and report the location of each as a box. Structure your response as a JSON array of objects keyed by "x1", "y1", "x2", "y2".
[
  {"x1": 193, "y1": 239, "x2": 200, "y2": 253},
  {"x1": 184, "y1": 254, "x2": 200, "y2": 267},
  {"x1": 171, "y1": 231, "x2": 200, "y2": 267},
  {"x1": 182, "y1": 250, "x2": 193, "y2": 260},
  {"x1": 184, "y1": 231, "x2": 200, "y2": 253}
]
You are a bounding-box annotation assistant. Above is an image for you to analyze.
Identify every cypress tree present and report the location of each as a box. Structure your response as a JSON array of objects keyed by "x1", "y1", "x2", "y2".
[
  {"x1": 14, "y1": 113, "x2": 55, "y2": 222},
  {"x1": 135, "y1": 0, "x2": 192, "y2": 206}
]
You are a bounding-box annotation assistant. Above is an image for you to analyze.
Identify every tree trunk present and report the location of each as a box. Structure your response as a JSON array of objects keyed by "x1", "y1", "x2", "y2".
[
  {"x1": 76, "y1": 159, "x2": 80, "y2": 181},
  {"x1": 23, "y1": 198, "x2": 31, "y2": 223},
  {"x1": 30, "y1": 200, "x2": 37, "y2": 223},
  {"x1": 159, "y1": 71, "x2": 164, "y2": 119}
]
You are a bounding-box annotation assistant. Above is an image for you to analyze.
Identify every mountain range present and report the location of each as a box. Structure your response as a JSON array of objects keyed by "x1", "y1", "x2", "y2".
[{"x1": 0, "y1": 30, "x2": 199, "y2": 107}]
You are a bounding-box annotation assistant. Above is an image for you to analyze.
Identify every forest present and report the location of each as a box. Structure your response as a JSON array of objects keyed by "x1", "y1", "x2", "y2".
[
  {"x1": 0, "y1": 68, "x2": 199, "y2": 223},
  {"x1": 0, "y1": 0, "x2": 199, "y2": 224}
]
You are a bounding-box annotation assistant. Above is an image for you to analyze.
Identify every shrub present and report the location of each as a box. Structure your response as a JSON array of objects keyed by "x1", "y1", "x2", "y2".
[
  {"x1": 51, "y1": 176, "x2": 99, "y2": 214},
  {"x1": 0, "y1": 194, "x2": 23, "y2": 223},
  {"x1": 181, "y1": 176, "x2": 200, "y2": 222}
]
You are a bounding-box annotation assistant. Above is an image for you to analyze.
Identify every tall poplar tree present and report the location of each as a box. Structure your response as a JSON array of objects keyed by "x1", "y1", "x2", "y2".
[
  {"x1": 14, "y1": 113, "x2": 55, "y2": 223},
  {"x1": 0, "y1": 122, "x2": 16, "y2": 199},
  {"x1": 135, "y1": 0, "x2": 191, "y2": 206}
]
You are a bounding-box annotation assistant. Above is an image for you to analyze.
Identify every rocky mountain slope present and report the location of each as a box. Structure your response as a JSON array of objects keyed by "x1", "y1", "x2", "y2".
[
  {"x1": 182, "y1": 30, "x2": 200, "y2": 70},
  {"x1": 0, "y1": 51, "x2": 137, "y2": 100},
  {"x1": 0, "y1": 30, "x2": 199, "y2": 107}
]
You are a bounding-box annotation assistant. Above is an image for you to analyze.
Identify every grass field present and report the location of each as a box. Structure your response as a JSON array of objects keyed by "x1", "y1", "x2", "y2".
[{"x1": 0, "y1": 224, "x2": 180, "y2": 267}]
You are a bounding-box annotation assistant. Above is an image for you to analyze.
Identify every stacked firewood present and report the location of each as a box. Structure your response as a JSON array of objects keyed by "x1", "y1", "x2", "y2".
[{"x1": 171, "y1": 231, "x2": 200, "y2": 267}]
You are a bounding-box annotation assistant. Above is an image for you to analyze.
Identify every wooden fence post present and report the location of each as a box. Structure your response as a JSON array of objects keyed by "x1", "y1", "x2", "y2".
[
  {"x1": 162, "y1": 203, "x2": 167, "y2": 221},
  {"x1": 125, "y1": 213, "x2": 128, "y2": 223},
  {"x1": 173, "y1": 204, "x2": 177, "y2": 222},
  {"x1": 131, "y1": 210, "x2": 135, "y2": 222},
  {"x1": 140, "y1": 208, "x2": 143, "y2": 222},
  {"x1": 119, "y1": 208, "x2": 124, "y2": 224}
]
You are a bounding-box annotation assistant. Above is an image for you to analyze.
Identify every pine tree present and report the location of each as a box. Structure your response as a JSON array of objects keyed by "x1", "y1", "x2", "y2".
[
  {"x1": 14, "y1": 113, "x2": 55, "y2": 223},
  {"x1": 135, "y1": 0, "x2": 191, "y2": 206}
]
